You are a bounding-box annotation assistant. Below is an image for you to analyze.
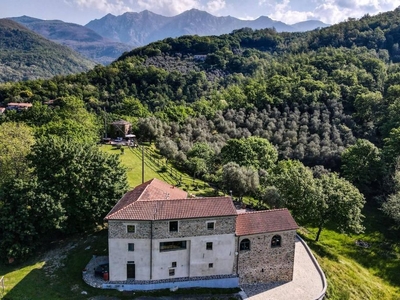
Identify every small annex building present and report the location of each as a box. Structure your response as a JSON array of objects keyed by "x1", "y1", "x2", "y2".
[{"x1": 105, "y1": 178, "x2": 298, "y2": 289}]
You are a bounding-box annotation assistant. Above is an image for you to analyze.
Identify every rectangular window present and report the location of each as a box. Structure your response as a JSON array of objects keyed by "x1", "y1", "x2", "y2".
[
  {"x1": 160, "y1": 241, "x2": 187, "y2": 252},
  {"x1": 206, "y1": 242, "x2": 213, "y2": 250},
  {"x1": 207, "y1": 222, "x2": 215, "y2": 230},
  {"x1": 169, "y1": 221, "x2": 178, "y2": 232},
  {"x1": 171, "y1": 261, "x2": 177, "y2": 268},
  {"x1": 127, "y1": 225, "x2": 136, "y2": 233},
  {"x1": 169, "y1": 269, "x2": 175, "y2": 276},
  {"x1": 128, "y1": 243, "x2": 134, "y2": 251},
  {"x1": 209, "y1": 263, "x2": 213, "y2": 268}
]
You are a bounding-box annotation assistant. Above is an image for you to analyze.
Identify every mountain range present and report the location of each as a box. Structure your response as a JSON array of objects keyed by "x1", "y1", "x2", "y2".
[
  {"x1": 86, "y1": 9, "x2": 329, "y2": 47},
  {"x1": 11, "y1": 9, "x2": 329, "y2": 65}
]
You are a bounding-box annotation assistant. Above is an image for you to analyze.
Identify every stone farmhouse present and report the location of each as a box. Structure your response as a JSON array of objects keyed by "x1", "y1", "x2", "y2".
[{"x1": 105, "y1": 178, "x2": 298, "y2": 289}]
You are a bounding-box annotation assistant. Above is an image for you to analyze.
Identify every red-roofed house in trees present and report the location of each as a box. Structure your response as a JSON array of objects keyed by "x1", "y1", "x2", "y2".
[{"x1": 105, "y1": 178, "x2": 298, "y2": 288}]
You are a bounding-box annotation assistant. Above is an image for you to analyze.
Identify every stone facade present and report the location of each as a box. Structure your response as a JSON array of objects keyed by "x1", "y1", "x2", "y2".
[
  {"x1": 152, "y1": 216, "x2": 236, "y2": 239},
  {"x1": 236, "y1": 230, "x2": 296, "y2": 284},
  {"x1": 108, "y1": 217, "x2": 235, "y2": 240},
  {"x1": 108, "y1": 220, "x2": 151, "y2": 239}
]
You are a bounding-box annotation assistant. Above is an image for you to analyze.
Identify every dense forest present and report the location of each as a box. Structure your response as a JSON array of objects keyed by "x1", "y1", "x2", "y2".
[{"x1": 1, "y1": 8, "x2": 400, "y2": 274}]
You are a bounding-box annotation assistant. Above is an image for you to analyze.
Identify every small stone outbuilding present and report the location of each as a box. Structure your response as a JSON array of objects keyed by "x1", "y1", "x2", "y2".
[
  {"x1": 235, "y1": 210, "x2": 298, "y2": 284},
  {"x1": 110, "y1": 120, "x2": 132, "y2": 138}
]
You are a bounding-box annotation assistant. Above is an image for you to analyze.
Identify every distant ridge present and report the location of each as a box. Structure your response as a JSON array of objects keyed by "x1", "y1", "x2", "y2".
[
  {"x1": 0, "y1": 18, "x2": 96, "y2": 82},
  {"x1": 7, "y1": 10, "x2": 329, "y2": 65},
  {"x1": 10, "y1": 16, "x2": 132, "y2": 65},
  {"x1": 86, "y1": 8, "x2": 330, "y2": 46}
]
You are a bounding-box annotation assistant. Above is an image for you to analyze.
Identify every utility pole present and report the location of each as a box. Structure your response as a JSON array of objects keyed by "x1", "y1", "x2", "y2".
[
  {"x1": 142, "y1": 145, "x2": 145, "y2": 184},
  {"x1": 103, "y1": 107, "x2": 107, "y2": 138}
]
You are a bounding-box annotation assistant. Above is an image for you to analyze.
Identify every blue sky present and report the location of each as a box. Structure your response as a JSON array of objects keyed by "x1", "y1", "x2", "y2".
[{"x1": 1, "y1": 0, "x2": 399, "y2": 25}]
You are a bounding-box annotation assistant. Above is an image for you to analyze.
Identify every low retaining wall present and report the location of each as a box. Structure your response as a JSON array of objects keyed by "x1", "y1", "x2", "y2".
[
  {"x1": 296, "y1": 235, "x2": 327, "y2": 300},
  {"x1": 83, "y1": 257, "x2": 239, "y2": 292},
  {"x1": 101, "y1": 276, "x2": 239, "y2": 291}
]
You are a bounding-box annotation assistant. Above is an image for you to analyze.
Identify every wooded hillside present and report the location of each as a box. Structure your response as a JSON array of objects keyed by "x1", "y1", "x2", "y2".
[{"x1": 0, "y1": 19, "x2": 96, "y2": 82}]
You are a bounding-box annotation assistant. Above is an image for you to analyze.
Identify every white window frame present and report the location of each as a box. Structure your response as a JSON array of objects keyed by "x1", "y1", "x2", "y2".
[{"x1": 206, "y1": 221, "x2": 215, "y2": 230}]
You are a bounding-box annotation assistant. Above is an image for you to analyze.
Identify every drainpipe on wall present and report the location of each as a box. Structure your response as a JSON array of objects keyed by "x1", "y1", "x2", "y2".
[
  {"x1": 150, "y1": 220, "x2": 153, "y2": 280},
  {"x1": 236, "y1": 237, "x2": 240, "y2": 276},
  {"x1": 188, "y1": 240, "x2": 191, "y2": 278}
]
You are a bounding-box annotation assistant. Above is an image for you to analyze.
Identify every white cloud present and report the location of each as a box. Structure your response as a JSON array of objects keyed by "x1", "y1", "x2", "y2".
[
  {"x1": 135, "y1": 0, "x2": 200, "y2": 16},
  {"x1": 255, "y1": 0, "x2": 400, "y2": 25},
  {"x1": 313, "y1": 0, "x2": 400, "y2": 24},
  {"x1": 62, "y1": 0, "x2": 400, "y2": 24},
  {"x1": 65, "y1": 0, "x2": 132, "y2": 14},
  {"x1": 267, "y1": 0, "x2": 315, "y2": 24},
  {"x1": 206, "y1": 0, "x2": 226, "y2": 14}
]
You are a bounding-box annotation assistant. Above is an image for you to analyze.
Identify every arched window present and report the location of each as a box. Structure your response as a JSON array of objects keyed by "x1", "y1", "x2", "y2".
[
  {"x1": 240, "y1": 239, "x2": 250, "y2": 251},
  {"x1": 271, "y1": 235, "x2": 281, "y2": 248}
]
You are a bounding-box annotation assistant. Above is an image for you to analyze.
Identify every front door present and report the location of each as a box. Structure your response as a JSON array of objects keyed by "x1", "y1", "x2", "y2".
[{"x1": 127, "y1": 262, "x2": 135, "y2": 279}]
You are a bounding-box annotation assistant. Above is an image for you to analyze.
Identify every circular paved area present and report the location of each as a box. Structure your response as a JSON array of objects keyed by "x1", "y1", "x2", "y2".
[{"x1": 241, "y1": 236, "x2": 325, "y2": 300}]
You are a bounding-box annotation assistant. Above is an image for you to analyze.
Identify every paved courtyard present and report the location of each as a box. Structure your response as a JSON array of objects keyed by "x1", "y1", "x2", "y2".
[{"x1": 240, "y1": 236, "x2": 326, "y2": 300}]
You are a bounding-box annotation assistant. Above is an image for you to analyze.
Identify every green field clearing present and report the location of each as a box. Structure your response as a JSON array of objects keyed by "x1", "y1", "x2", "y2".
[{"x1": 101, "y1": 144, "x2": 216, "y2": 196}]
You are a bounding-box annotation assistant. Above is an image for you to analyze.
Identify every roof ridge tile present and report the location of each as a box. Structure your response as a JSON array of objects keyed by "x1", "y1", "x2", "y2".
[
  {"x1": 105, "y1": 179, "x2": 155, "y2": 219},
  {"x1": 136, "y1": 178, "x2": 154, "y2": 201},
  {"x1": 241, "y1": 208, "x2": 288, "y2": 215}
]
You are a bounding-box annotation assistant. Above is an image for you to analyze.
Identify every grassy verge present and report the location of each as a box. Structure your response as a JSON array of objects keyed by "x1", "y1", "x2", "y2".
[{"x1": 300, "y1": 204, "x2": 400, "y2": 300}]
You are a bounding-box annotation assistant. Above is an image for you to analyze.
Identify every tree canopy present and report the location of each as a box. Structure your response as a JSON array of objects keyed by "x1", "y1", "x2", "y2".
[
  {"x1": 0, "y1": 136, "x2": 128, "y2": 261},
  {"x1": 0, "y1": 122, "x2": 35, "y2": 186}
]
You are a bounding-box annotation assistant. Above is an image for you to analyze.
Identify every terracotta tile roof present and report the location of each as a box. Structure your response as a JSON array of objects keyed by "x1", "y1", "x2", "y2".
[
  {"x1": 138, "y1": 178, "x2": 188, "y2": 201},
  {"x1": 105, "y1": 197, "x2": 236, "y2": 220},
  {"x1": 105, "y1": 178, "x2": 187, "y2": 220},
  {"x1": 105, "y1": 183, "x2": 148, "y2": 218},
  {"x1": 236, "y1": 209, "x2": 298, "y2": 236}
]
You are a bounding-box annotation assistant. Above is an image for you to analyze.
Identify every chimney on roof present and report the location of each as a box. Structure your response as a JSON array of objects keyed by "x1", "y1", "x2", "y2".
[{"x1": 166, "y1": 193, "x2": 170, "y2": 199}]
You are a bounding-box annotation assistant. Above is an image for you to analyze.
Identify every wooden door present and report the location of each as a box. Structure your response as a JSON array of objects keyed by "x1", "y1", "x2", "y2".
[{"x1": 127, "y1": 263, "x2": 135, "y2": 279}]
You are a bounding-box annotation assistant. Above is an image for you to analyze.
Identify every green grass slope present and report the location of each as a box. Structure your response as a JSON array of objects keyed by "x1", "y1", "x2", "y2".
[
  {"x1": 102, "y1": 144, "x2": 214, "y2": 195},
  {"x1": 300, "y1": 205, "x2": 400, "y2": 300},
  {"x1": 0, "y1": 19, "x2": 96, "y2": 83}
]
